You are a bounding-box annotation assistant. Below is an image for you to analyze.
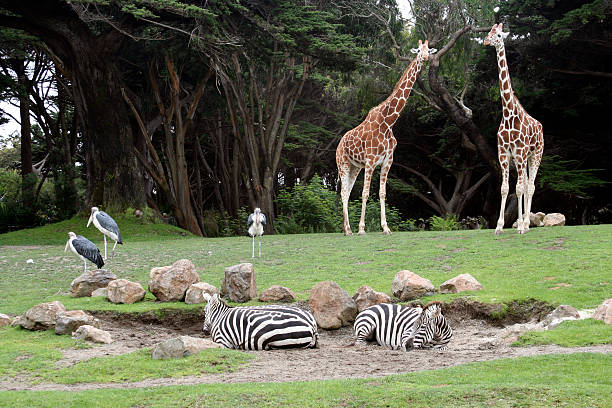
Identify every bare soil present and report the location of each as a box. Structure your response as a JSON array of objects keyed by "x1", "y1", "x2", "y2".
[{"x1": 2, "y1": 301, "x2": 611, "y2": 392}]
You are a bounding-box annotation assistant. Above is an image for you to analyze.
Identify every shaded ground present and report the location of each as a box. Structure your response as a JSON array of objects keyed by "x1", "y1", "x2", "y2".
[{"x1": 2, "y1": 302, "x2": 611, "y2": 391}]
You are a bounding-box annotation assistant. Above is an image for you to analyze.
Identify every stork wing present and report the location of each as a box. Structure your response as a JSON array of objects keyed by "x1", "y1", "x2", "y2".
[
  {"x1": 72, "y1": 236, "x2": 105, "y2": 268},
  {"x1": 97, "y1": 211, "x2": 122, "y2": 242},
  {"x1": 247, "y1": 213, "x2": 254, "y2": 227},
  {"x1": 261, "y1": 213, "x2": 266, "y2": 225}
]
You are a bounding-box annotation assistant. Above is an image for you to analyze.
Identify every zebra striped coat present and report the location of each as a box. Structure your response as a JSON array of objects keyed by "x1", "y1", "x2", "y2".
[
  {"x1": 354, "y1": 302, "x2": 452, "y2": 351},
  {"x1": 202, "y1": 293, "x2": 318, "y2": 350}
]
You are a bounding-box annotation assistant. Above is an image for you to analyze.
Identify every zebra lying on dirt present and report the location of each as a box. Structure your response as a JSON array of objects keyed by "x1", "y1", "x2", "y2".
[
  {"x1": 353, "y1": 301, "x2": 452, "y2": 351},
  {"x1": 202, "y1": 293, "x2": 318, "y2": 350}
]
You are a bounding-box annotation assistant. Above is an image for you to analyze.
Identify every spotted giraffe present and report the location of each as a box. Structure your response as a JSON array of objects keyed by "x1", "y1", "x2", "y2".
[
  {"x1": 484, "y1": 24, "x2": 544, "y2": 235},
  {"x1": 336, "y1": 40, "x2": 437, "y2": 236}
]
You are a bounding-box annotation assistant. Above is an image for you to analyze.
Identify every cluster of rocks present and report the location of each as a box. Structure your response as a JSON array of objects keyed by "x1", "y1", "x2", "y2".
[
  {"x1": 6, "y1": 301, "x2": 113, "y2": 344},
  {"x1": 512, "y1": 212, "x2": 566, "y2": 229}
]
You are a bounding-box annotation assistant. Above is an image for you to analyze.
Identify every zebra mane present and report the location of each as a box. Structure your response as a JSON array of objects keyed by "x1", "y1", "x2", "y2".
[{"x1": 422, "y1": 301, "x2": 443, "y2": 311}]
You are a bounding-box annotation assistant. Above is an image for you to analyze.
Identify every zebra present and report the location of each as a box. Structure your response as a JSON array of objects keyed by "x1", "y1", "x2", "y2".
[
  {"x1": 405, "y1": 301, "x2": 453, "y2": 350},
  {"x1": 353, "y1": 301, "x2": 452, "y2": 351},
  {"x1": 202, "y1": 293, "x2": 318, "y2": 350}
]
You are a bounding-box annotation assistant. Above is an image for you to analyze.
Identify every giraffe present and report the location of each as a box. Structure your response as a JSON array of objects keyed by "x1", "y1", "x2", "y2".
[
  {"x1": 336, "y1": 40, "x2": 436, "y2": 236},
  {"x1": 484, "y1": 23, "x2": 544, "y2": 235}
]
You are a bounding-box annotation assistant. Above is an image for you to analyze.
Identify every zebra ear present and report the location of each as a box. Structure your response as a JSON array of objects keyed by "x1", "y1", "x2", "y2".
[{"x1": 203, "y1": 293, "x2": 212, "y2": 302}]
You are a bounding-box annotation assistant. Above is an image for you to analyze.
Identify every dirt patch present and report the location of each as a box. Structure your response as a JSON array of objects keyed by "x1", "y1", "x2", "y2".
[{"x1": 1, "y1": 299, "x2": 608, "y2": 392}]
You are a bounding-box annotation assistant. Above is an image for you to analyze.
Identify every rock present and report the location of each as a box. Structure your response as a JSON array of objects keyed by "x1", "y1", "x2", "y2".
[
  {"x1": 152, "y1": 336, "x2": 222, "y2": 359},
  {"x1": 185, "y1": 282, "x2": 219, "y2": 305},
  {"x1": 391, "y1": 270, "x2": 435, "y2": 301},
  {"x1": 11, "y1": 316, "x2": 23, "y2": 327},
  {"x1": 0, "y1": 313, "x2": 11, "y2": 327},
  {"x1": 20, "y1": 301, "x2": 66, "y2": 331},
  {"x1": 439, "y1": 273, "x2": 483, "y2": 294},
  {"x1": 352, "y1": 285, "x2": 391, "y2": 312},
  {"x1": 593, "y1": 299, "x2": 612, "y2": 325},
  {"x1": 149, "y1": 259, "x2": 200, "y2": 302},
  {"x1": 531, "y1": 212, "x2": 545, "y2": 227},
  {"x1": 496, "y1": 321, "x2": 544, "y2": 345},
  {"x1": 55, "y1": 310, "x2": 98, "y2": 335},
  {"x1": 543, "y1": 213, "x2": 566, "y2": 227},
  {"x1": 309, "y1": 281, "x2": 358, "y2": 330},
  {"x1": 107, "y1": 279, "x2": 146, "y2": 304},
  {"x1": 72, "y1": 325, "x2": 112, "y2": 344},
  {"x1": 70, "y1": 269, "x2": 117, "y2": 297},
  {"x1": 259, "y1": 285, "x2": 297, "y2": 303},
  {"x1": 134, "y1": 209, "x2": 144, "y2": 218},
  {"x1": 221, "y1": 263, "x2": 257, "y2": 303},
  {"x1": 91, "y1": 288, "x2": 108, "y2": 298},
  {"x1": 541, "y1": 304, "x2": 580, "y2": 329}
]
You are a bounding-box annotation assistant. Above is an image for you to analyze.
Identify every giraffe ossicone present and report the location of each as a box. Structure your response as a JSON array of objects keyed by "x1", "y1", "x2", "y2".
[
  {"x1": 485, "y1": 23, "x2": 544, "y2": 235},
  {"x1": 336, "y1": 39, "x2": 435, "y2": 236}
]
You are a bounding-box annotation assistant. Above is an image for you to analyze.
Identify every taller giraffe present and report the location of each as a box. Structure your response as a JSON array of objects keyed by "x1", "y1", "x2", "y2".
[
  {"x1": 485, "y1": 24, "x2": 544, "y2": 235},
  {"x1": 336, "y1": 40, "x2": 436, "y2": 236}
]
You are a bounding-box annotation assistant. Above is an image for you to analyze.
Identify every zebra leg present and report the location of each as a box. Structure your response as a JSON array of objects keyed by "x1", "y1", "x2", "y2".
[{"x1": 354, "y1": 322, "x2": 375, "y2": 345}]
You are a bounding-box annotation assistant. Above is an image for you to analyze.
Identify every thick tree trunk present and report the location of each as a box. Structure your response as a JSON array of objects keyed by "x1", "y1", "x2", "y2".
[{"x1": 11, "y1": 58, "x2": 34, "y2": 208}]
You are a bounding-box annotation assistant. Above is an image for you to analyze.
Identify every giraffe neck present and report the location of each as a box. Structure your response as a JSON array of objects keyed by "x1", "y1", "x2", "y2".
[
  {"x1": 495, "y1": 43, "x2": 514, "y2": 108},
  {"x1": 378, "y1": 57, "x2": 424, "y2": 127}
]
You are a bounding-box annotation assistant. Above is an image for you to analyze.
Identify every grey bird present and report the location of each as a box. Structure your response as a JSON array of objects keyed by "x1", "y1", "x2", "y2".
[
  {"x1": 87, "y1": 206, "x2": 123, "y2": 259},
  {"x1": 65, "y1": 232, "x2": 104, "y2": 273},
  {"x1": 247, "y1": 207, "x2": 266, "y2": 258}
]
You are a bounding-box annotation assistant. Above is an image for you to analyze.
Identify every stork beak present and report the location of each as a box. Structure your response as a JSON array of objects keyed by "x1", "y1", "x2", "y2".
[
  {"x1": 87, "y1": 213, "x2": 93, "y2": 227},
  {"x1": 64, "y1": 240, "x2": 70, "y2": 252}
]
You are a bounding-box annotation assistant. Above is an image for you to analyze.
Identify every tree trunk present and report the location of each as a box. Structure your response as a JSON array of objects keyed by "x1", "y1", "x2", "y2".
[{"x1": 11, "y1": 58, "x2": 34, "y2": 208}]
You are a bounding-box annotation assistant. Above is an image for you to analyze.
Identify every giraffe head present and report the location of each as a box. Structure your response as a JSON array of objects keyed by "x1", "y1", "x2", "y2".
[
  {"x1": 410, "y1": 40, "x2": 437, "y2": 61},
  {"x1": 484, "y1": 23, "x2": 509, "y2": 48}
]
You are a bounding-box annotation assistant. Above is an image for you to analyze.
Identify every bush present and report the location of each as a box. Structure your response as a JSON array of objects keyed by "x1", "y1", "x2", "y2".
[{"x1": 429, "y1": 214, "x2": 461, "y2": 231}]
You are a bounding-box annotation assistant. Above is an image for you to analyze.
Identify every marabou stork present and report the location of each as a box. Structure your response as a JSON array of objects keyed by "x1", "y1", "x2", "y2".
[
  {"x1": 65, "y1": 232, "x2": 104, "y2": 272},
  {"x1": 247, "y1": 207, "x2": 266, "y2": 258},
  {"x1": 87, "y1": 207, "x2": 123, "y2": 259}
]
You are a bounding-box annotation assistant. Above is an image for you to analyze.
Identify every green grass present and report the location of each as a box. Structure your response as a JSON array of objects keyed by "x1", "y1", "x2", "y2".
[
  {"x1": 514, "y1": 319, "x2": 612, "y2": 347},
  {"x1": 0, "y1": 353, "x2": 610, "y2": 407},
  {"x1": 1, "y1": 222, "x2": 611, "y2": 315},
  {"x1": 0, "y1": 326, "x2": 252, "y2": 384}
]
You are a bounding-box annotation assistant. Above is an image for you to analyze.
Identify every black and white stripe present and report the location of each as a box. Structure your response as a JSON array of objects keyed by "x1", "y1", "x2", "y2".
[
  {"x1": 202, "y1": 293, "x2": 318, "y2": 350},
  {"x1": 354, "y1": 303, "x2": 423, "y2": 350},
  {"x1": 354, "y1": 301, "x2": 452, "y2": 351},
  {"x1": 405, "y1": 302, "x2": 453, "y2": 350}
]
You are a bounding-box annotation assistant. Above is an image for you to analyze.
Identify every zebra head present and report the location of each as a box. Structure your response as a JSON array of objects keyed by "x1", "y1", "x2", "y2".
[
  {"x1": 403, "y1": 302, "x2": 442, "y2": 350},
  {"x1": 202, "y1": 293, "x2": 226, "y2": 335}
]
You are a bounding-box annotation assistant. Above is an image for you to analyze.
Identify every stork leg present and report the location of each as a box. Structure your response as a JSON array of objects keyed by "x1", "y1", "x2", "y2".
[
  {"x1": 252, "y1": 235, "x2": 255, "y2": 258},
  {"x1": 103, "y1": 235, "x2": 108, "y2": 260},
  {"x1": 258, "y1": 235, "x2": 262, "y2": 258},
  {"x1": 112, "y1": 240, "x2": 118, "y2": 259}
]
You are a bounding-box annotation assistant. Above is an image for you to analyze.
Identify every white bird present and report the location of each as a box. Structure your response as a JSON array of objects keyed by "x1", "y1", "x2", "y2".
[
  {"x1": 247, "y1": 207, "x2": 266, "y2": 258},
  {"x1": 65, "y1": 232, "x2": 104, "y2": 273},
  {"x1": 87, "y1": 206, "x2": 123, "y2": 260}
]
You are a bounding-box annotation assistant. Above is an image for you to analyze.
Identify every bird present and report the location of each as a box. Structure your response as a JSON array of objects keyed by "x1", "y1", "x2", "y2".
[
  {"x1": 247, "y1": 207, "x2": 266, "y2": 258},
  {"x1": 65, "y1": 232, "x2": 104, "y2": 273},
  {"x1": 87, "y1": 206, "x2": 123, "y2": 259}
]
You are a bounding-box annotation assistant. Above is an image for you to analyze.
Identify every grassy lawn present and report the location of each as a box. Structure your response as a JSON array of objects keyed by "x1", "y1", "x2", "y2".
[
  {"x1": 1, "y1": 221, "x2": 610, "y2": 315},
  {"x1": 0, "y1": 353, "x2": 610, "y2": 407}
]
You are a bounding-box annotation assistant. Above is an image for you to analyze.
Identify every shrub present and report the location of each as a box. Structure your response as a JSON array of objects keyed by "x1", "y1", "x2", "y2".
[{"x1": 429, "y1": 214, "x2": 461, "y2": 231}]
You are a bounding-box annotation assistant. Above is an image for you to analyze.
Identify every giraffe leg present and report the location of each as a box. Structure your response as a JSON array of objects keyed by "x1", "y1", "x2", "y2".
[
  {"x1": 379, "y1": 157, "x2": 393, "y2": 235},
  {"x1": 515, "y1": 161, "x2": 527, "y2": 234},
  {"x1": 495, "y1": 155, "x2": 510, "y2": 235},
  {"x1": 358, "y1": 164, "x2": 375, "y2": 235},
  {"x1": 524, "y1": 153, "x2": 542, "y2": 232},
  {"x1": 339, "y1": 164, "x2": 360, "y2": 236}
]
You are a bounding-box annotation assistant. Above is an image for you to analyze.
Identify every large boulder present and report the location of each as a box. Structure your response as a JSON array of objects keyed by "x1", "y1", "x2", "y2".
[
  {"x1": 391, "y1": 270, "x2": 435, "y2": 301},
  {"x1": 107, "y1": 279, "x2": 146, "y2": 304},
  {"x1": 259, "y1": 285, "x2": 296, "y2": 303},
  {"x1": 70, "y1": 269, "x2": 117, "y2": 297},
  {"x1": 352, "y1": 285, "x2": 391, "y2": 312},
  {"x1": 309, "y1": 281, "x2": 358, "y2": 330},
  {"x1": 152, "y1": 336, "x2": 222, "y2": 359},
  {"x1": 185, "y1": 282, "x2": 219, "y2": 305},
  {"x1": 221, "y1": 263, "x2": 257, "y2": 303},
  {"x1": 55, "y1": 310, "x2": 98, "y2": 335},
  {"x1": 149, "y1": 259, "x2": 200, "y2": 302},
  {"x1": 72, "y1": 325, "x2": 112, "y2": 344},
  {"x1": 20, "y1": 301, "x2": 66, "y2": 331},
  {"x1": 0, "y1": 313, "x2": 11, "y2": 327},
  {"x1": 91, "y1": 288, "x2": 108, "y2": 298},
  {"x1": 439, "y1": 273, "x2": 483, "y2": 294},
  {"x1": 541, "y1": 304, "x2": 580, "y2": 329},
  {"x1": 593, "y1": 299, "x2": 612, "y2": 325},
  {"x1": 543, "y1": 213, "x2": 566, "y2": 227}
]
